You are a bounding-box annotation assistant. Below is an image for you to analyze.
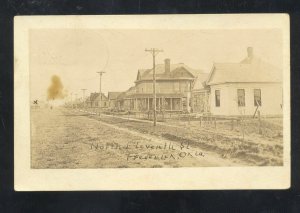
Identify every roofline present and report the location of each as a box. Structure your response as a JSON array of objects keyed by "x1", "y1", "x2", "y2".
[
  {"x1": 206, "y1": 64, "x2": 216, "y2": 85},
  {"x1": 138, "y1": 64, "x2": 203, "y2": 77},
  {"x1": 122, "y1": 93, "x2": 186, "y2": 99},
  {"x1": 135, "y1": 78, "x2": 195, "y2": 83},
  {"x1": 207, "y1": 81, "x2": 282, "y2": 86},
  {"x1": 108, "y1": 92, "x2": 122, "y2": 94},
  {"x1": 192, "y1": 88, "x2": 209, "y2": 92}
]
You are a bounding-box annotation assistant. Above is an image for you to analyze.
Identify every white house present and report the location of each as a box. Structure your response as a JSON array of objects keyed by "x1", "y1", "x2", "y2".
[{"x1": 206, "y1": 47, "x2": 282, "y2": 116}]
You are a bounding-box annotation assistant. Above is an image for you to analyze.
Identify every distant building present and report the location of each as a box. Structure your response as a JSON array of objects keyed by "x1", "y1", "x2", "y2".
[
  {"x1": 117, "y1": 86, "x2": 136, "y2": 111},
  {"x1": 108, "y1": 92, "x2": 122, "y2": 110},
  {"x1": 206, "y1": 47, "x2": 282, "y2": 116},
  {"x1": 115, "y1": 91, "x2": 127, "y2": 111},
  {"x1": 88, "y1": 92, "x2": 109, "y2": 108},
  {"x1": 118, "y1": 58, "x2": 206, "y2": 112},
  {"x1": 191, "y1": 73, "x2": 210, "y2": 113}
]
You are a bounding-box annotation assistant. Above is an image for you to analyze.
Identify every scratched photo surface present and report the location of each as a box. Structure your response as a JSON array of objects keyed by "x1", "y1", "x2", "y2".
[{"x1": 29, "y1": 29, "x2": 283, "y2": 169}]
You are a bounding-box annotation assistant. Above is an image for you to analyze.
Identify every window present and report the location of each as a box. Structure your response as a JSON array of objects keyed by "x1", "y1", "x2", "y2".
[
  {"x1": 237, "y1": 89, "x2": 245, "y2": 107},
  {"x1": 215, "y1": 90, "x2": 220, "y2": 107},
  {"x1": 254, "y1": 89, "x2": 261, "y2": 106}
]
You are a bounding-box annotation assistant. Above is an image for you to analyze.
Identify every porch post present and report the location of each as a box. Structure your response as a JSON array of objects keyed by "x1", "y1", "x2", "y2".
[
  {"x1": 171, "y1": 98, "x2": 173, "y2": 111},
  {"x1": 147, "y1": 97, "x2": 150, "y2": 110},
  {"x1": 205, "y1": 91, "x2": 208, "y2": 112},
  {"x1": 135, "y1": 98, "x2": 138, "y2": 111},
  {"x1": 158, "y1": 98, "x2": 161, "y2": 110}
]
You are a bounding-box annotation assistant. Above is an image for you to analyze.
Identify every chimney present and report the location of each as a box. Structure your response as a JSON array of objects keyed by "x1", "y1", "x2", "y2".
[
  {"x1": 165, "y1": 58, "x2": 170, "y2": 73},
  {"x1": 247, "y1": 47, "x2": 253, "y2": 58}
]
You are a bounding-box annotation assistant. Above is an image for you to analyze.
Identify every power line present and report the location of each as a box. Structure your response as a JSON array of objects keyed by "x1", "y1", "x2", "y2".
[
  {"x1": 145, "y1": 48, "x2": 164, "y2": 126},
  {"x1": 97, "y1": 71, "x2": 106, "y2": 116}
]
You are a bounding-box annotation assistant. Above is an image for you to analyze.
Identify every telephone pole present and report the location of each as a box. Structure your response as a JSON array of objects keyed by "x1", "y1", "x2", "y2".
[
  {"x1": 97, "y1": 71, "x2": 106, "y2": 116},
  {"x1": 145, "y1": 48, "x2": 163, "y2": 126},
  {"x1": 81, "y1": 89, "x2": 87, "y2": 108}
]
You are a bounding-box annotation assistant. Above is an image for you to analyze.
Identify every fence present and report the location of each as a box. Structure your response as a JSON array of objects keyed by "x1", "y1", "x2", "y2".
[{"x1": 74, "y1": 106, "x2": 281, "y2": 137}]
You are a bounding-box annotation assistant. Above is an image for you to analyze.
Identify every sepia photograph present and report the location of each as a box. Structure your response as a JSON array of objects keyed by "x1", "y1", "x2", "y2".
[
  {"x1": 14, "y1": 15, "x2": 290, "y2": 190},
  {"x1": 29, "y1": 28, "x2": 284, "y2": 169}
]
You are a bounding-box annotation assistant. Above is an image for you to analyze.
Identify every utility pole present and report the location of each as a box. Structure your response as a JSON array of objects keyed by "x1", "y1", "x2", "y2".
[
  {"x1": 81, "y1": 89, "x2": 87, "y2": 108},
  {"x1": 145, "y1": 48, "x2": 163, "y2": 126},
  {"x1": 97, "y1": 71, "x2": 106, "y2": 116}
]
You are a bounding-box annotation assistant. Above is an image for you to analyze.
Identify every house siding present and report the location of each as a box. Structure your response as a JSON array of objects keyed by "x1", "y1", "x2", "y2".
[
  {"x1": 126, "y1": 79, "x2": 192, "y2": 112},
  {"x1": 210, "y1": 82, "x2": 282, "y2": 116}
]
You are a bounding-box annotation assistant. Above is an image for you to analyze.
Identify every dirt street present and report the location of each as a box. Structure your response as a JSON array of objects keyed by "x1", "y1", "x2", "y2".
[{"x1": 31, "y1": 107, "x2": 241, "y2": 168}]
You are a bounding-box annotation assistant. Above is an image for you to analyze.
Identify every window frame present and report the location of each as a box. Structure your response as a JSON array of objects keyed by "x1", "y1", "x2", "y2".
[
  {"x1": 237, "y1": 89, "x2": 246, "y2": 107},
  {"x1": 215, "y1": 89, "x2": 220, "y2": 107},
  {"x1": 254, "y1": 89, "x2": 262, "y2": 106}
]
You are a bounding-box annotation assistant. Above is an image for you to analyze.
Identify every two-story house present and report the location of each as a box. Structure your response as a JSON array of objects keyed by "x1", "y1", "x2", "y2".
[{"x1": 120, "y1": 58, "x2": 205, "y2": 112}]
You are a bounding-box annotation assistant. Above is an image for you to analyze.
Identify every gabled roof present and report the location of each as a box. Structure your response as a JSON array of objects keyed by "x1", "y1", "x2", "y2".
[
  {"x1": 136, "y1": 63, "x2": 204, "y2": 81},
  {"x1": 90, "y1": 93, "x2": 108, "y2": 102},
  {"x1": 126, "y1": 86, "x2": 136, "y2": 94},
  {"x1": 116, "y1": 92, "x2": 126, "y2": 100},
  {"x1": 115, "y1": 86, "x2": 136, "y2": 100},
  {"x1": 137, "y1": 69, "x2": 148, "y2": 80},
  {"x1": 108, "y1": 92, "x2": 122, "y2": 100},
  {"x1": 206, "y1": 55, "x2": 282, "y2": 85}
]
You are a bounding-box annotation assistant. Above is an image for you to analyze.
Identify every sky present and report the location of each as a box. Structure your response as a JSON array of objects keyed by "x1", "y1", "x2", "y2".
[{"x1": 29, "y1": 28, "x2": 283, "y2": 101}]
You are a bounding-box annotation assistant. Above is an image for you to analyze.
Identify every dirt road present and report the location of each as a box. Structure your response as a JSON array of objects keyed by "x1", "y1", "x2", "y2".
[{"x1": 31, "y1": 107, "x2": 240, "y2": 168}]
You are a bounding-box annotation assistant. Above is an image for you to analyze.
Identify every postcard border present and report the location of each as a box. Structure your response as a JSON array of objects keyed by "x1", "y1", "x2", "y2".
[{"x1": 14, "y1": 14, "x2": 290, "y2": 191}]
